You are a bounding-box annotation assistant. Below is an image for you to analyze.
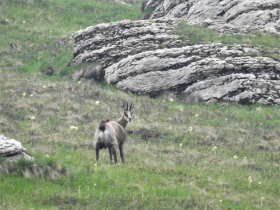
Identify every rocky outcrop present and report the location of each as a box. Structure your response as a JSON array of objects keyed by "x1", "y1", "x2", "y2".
[
  {"x1": 0, "y1": 135, "x2": 34, "y2": 161},
  {"x1": 70, "y1": 1, "x2": 280, "y2": 105},
  {"x1": 104, "y1": 43, "x2": 280, "y2": 104},
  {"x1": 185, "y1": 74, "x2": 280, "y2": 105},
  {"x1": 71, "y1": 18, "x2": 182, "y2": 81},
  {"x1": 144, "y1": 0, "x2": 280, "y2": 36}
]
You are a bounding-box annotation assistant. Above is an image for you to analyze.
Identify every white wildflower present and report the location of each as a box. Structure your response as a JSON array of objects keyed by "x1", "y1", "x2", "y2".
[{"x1": 70, "y1": 126, "x2": 78, "y2": 130}]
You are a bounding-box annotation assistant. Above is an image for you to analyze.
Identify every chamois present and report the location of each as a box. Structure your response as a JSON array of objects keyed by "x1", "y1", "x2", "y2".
[{"x1": 94, "y1": 102, "x2": 134, "y2": 164}]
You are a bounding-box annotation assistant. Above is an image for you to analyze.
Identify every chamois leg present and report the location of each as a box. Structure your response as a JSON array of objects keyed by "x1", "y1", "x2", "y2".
[
  {"x1": 111, "y1": 145, "x2": 118, "y2": 164},
  {"x1": 119, "y1": 144, "x2": 125, "y2": 164},
  {"x1": 108, "y1": 147, "x2": 113, "y2": 164},
  {"x1": 95, "y1": 143, "x2": 100, "y2": 161}
]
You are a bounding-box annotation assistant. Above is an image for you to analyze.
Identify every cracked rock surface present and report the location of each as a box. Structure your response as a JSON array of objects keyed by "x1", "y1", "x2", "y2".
[
  {"x1": 144, "y1": 0, "x2": 280, "y2": 36},
  {"x1": 71, "y1": 19, "x2": 181, "y2": 66},
  {"x1": 104, "y1": 43, "x2": 280, "y2": 104}
]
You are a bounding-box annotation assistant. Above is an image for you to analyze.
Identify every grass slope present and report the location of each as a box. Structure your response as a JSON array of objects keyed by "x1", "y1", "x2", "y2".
[{"x1": 1, "y1": 0, "x2": 280, "y2": 209}]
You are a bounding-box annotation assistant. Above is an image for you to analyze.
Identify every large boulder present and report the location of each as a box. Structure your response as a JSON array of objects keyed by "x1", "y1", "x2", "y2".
[
  {"x1": 104, "y1": 43, "x2": 280, "y2": 104},
  {"x1": 70, "y1": 18, "x2": 182, "y2": 81}
]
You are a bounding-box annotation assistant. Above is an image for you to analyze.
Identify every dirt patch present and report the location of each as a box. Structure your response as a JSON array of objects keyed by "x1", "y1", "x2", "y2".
[
  {"x1": 130, "y1": 127, "x2": 164, "y2": 141},
  {"x1": 42, "y1": 195, "x2": 78, "y2": 207}
]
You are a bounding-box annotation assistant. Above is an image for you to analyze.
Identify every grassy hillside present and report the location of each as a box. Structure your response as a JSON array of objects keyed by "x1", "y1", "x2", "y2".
[
  {"x1": 1, "y1": 0, "x2": 280, "y2": 209},
  {"x1": 0, "y1": 0, "x2": 142, "y2": 78}
]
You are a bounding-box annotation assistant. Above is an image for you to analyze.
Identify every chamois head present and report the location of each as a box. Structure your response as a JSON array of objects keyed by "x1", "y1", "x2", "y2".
[{"x1": 123, "y1": 101, "x2": 134, "y2": 122}]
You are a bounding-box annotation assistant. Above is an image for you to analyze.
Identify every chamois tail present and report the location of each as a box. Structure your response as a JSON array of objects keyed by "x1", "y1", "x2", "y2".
[{"x1": 98, "y1": 119, "x2": 110, "y2": 132}]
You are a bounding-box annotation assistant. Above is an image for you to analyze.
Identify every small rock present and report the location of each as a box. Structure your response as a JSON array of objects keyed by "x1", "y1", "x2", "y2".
[{"x1": 0, "y1": 134, "x2": 34, "y2": 161}]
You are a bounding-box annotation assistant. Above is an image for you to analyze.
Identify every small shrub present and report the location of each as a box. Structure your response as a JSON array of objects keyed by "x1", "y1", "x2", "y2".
[
  {"x1": 0, "y1": 157, "x2": 6, "y2": 163},
  {"x1": 59, "y1": 66, "x2": 77, "y2": 77},
  {"x1": 39, "y1": 61, "x2": 54, "y2": 75},
  {"x1": 15, "y1": 158, "x2": 34, "y2": 171}
]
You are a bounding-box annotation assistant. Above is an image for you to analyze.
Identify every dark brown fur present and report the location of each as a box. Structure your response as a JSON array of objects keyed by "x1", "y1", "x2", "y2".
[{"x1": 98, "y1": 119, "x2": 110, "y2": 131}]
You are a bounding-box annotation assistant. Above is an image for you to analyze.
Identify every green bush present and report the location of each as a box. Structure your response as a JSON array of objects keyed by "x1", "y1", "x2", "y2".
[{"x1": 15, "y1": 158, "x2": 34, "y2": 171}]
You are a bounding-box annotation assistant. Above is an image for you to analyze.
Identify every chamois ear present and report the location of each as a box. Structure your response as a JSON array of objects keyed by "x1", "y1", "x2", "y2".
[
  {"x1": 123, "y1": 101, "x2": 129, "y2": 110},
  {"x1": 129, "y1": 103, "x2": 134, "y2": 113}
]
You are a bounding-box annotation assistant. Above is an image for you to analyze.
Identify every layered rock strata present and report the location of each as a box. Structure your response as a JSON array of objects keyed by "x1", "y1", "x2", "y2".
[
  {"x1": 104, "y1": 43, "x2": 280, "y2": 104},
  {"x1": 144, "y1": 0, "x2": 280, "y2": 36},
  {"x1": 71, "y1": 18, "x2": 182, "y2": 81}
]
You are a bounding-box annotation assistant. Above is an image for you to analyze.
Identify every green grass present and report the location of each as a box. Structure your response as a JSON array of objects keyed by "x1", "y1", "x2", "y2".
[
  {"x1": 0, "y1": 0, "x2": 143, "y2": 78},
  {"x1": 1, "y1": 73, "x2": 280, "y2": 209},
  {"x1": 1, "y1": 0, "x2": 280, "y2": 209}
]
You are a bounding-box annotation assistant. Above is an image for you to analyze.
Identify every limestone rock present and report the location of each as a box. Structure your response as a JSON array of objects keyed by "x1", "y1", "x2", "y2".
[
  {"x1": 144, "y1": 0, "x2": 280, "y2": 36},
  {"x1": 70, "y1": 1, "x2": 280, "y2": 105},
  {"x1": 104, "y1": 44, "x2": 280, "y2": 104},
  {"x1": 0, "y1": 135, "x2": 34, "y2": 161},
  {"x1": 70, "y1": 19, "x2": 182, "y2": 81}
]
